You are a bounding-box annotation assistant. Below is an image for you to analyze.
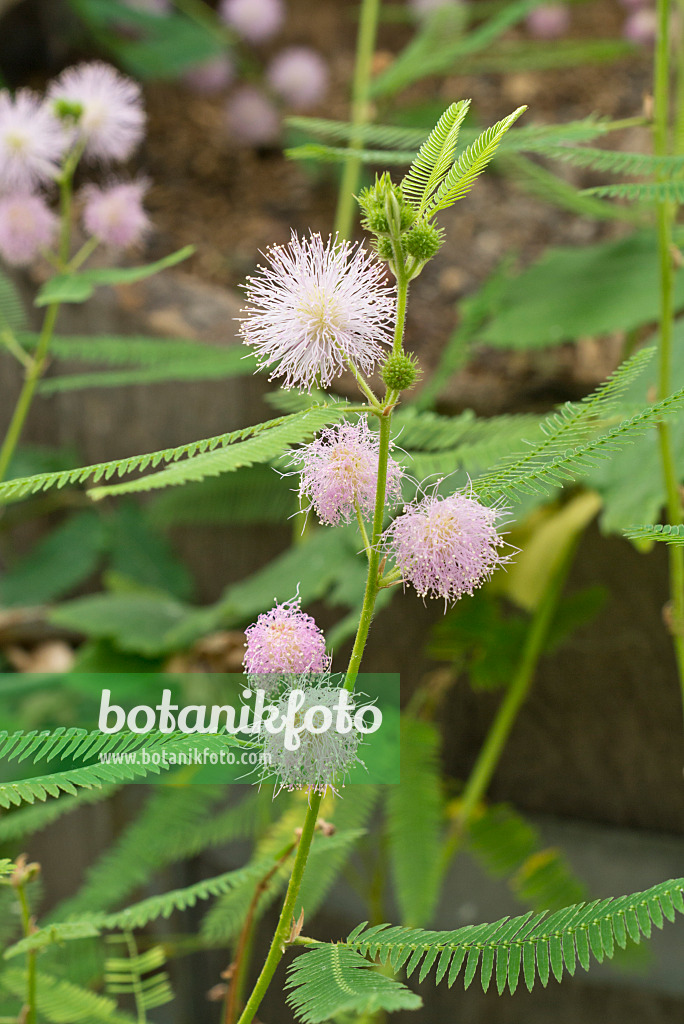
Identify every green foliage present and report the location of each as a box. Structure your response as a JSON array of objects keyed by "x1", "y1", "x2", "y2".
[
  {"x1": 0, "y1": 406, "x2": 351, "y2": 505},
  {"x1": 624, "y1": 523, "x2": 684, "y2": 544},
  {"x1": 148, "y1": 464, "x2": 295, "y2": 527},
  {"x1": 0, "y1": 270, "x2": 27, "y2": 333},
  {"x1": 425, "y1": 107, "x2": 526, "y2": 218},
  {"x1": 286, "y1": 945, "x2": 423, "y2": 1023},
  {"x1": 466, "y1": 803, "x2": 586, "y2": 911},
  {"x1": 331, "y1": 877, "x2": 684, "y2": 996},
  {"x1": 541, "y1": 145, "x2": 684, "y2": 176},
  {"x1": 386, "y1": 719, "x2": 443, "y2": 926},
  {"x1": 400, "y1": 101, "x2": 471, "y2": 215},
  {"x1": 35, "y1": 247, "x2": 194, "y2": 306},
  {"x1": 104, "y1": 938, "x2": 173, "y2": 1015},
  {"x1": 583, "y1": 181, "x2": 684, "y2": 203},
  {"x1": 476, "y1": 232, "x2": 684, "y2": 349},
  {"x1": 0, "y1": 968, "x2": 135, "y2": 1023},
  {"x1": 0, "y1": 785, "x2": 119, "y2": 843}
]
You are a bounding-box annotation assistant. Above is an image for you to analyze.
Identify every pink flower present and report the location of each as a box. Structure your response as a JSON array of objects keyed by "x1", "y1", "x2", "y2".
[
  {"x1": 292, "y1": 418, "x2": 403, "y2": 526},
  {"x1": 226, "y1": 86, "x2": 280, "y2": 146},
  {"x1": 183, "y1": 55, "x2": 235, "y2": 94},
  {"x1": 623, "y1": 8, "x2": 657, "y2": 44},
  {"x1": 0, "y1": 193, "x2": 58, "y2": 266},
  {"x1": 81, "y1": 179, "x2": 150, "y2": 248},
  {"x1": 219, "y1": 0, "x2": 284, "y2": 43},
  {"x1": 48, "y1": 62, "x2": 145, "y2": 162},
  {"x1": 0, "y1": 90, "x2": 68, "y2": 191},
  {"x1": 243, "y1": 598, "x2": 331, "y2": 678},
  {"x1": 240, "y1": 232, "x2": 395, "y2": 390},
  {"x1": 384, "y1": 485, "x2": 512, "y2": 602},
  {"x1": 525, "y1": 3, "x2": 570, "y2": 39},
  {"x1": 267, "y1": 47, "x2": 329, "y2": 110}
]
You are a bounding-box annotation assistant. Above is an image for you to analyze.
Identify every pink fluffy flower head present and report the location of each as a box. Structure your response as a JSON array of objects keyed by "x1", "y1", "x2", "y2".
[
  {"x1": 82, "y1": 179, "x2": 150, "y2": 248},
  {"x1": 243, "y1": 598, "x2": 331, "y2": 679},
  {"x1": 48, "y1": 62, "x2": 145, "y2": 162},
  {"x1": 385, "y1": 485, "x2": 513, "y2": 602},
  {"x1": 292, "y1": 418, "x2": 403, "y2": 526},
  {"x1": 267, "y1": 47, "x2": 329, "y2": 110},
  {"x1": 0, "y1": 90, "x2": 69, "y2": 190},
  {"x1": 184, "y1": 55, "x2": 235, "y2": 95},
  {"x1": 240, "y1": 232, "x2": 395, "y2": 390},
  {"x1": 525, "y1": 3, "x2": 570, "y2": 38},
  {"x1": 219, "y1": 0, "x2": 284, "y2": 42},
  {"x1": 0, "y1": 193, "x2": 58, "y2": 266},
  {"x1": 623, "y1": 7, "x2": 657, "y2": 43},
  {"x1": 226, "y1": 86, "x2": 280, "y2": 146}
]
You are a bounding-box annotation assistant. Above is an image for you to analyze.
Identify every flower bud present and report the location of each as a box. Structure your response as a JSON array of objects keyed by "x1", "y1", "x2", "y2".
[
  {"x1": 381, "y1": 351, "x2": 421, "y2": 392},
  {"x1": 404, "y1": 222, "x2": 444, "y2": 262},
  {"x1": 358, "y1": 172, "x2": 416, "y2": 236}
]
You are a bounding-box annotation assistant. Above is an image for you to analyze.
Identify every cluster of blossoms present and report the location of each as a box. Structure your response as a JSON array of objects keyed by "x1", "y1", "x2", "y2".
[
  {"x1": 243, "y1": 597, "x2": 331, "y2": 689},
  {"x1": 121, "y1": 0, "x2": 329, "y2": 147},
  {"x1": 0, "y1": 62, "x2": 150, "y2": 267}
]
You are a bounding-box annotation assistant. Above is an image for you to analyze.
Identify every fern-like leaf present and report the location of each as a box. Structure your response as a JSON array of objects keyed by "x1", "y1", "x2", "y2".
[
  {"x1": 0, "y1": 270, "x2": 27, "y2": 333},
  {"x1": 624, "y1": 523, "x2": 684, "y2": 544},
  {"x1": 0, "y1": 968, "x2": 135, "y2": 1023},
  {"x1": 0, "y1": 785, "x2": 119, "y2": 842},
  {"x1": 0, "y1": 405, "x2": 352, "y2": 505},
  {"x1": 540, "y1": 145, "x2": 684, "y2": 176},
  {"x1": 286, "y1": 945, "x2": 422, "y2": 1023},
  {"x1": 105, "y1": 936, "x2": 173, "y2": 1014},
  {"x1": 582, "y1": 180, "x2": 684, "y2": 202},
  {"x1": 333, "y1": 877, "x2": 684, "y2": 995},
  {"x1": 426, "y1": 106, "x2": 526, "y2": 217},
  {"x1": 400, "y1": 100, "x2": 471, "y2": 214}
]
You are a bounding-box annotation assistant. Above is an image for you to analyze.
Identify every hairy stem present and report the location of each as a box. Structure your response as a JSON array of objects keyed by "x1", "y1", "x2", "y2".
[
  {"x1": 334, "y1": 0, "x2": 382, "y2": 239},
  {"x1": 16, "y1": 882, "x2": 36, "y2": 1024},
  {"x1": 653, "y1": 0, "x2": 684, "y2": 705},
  {"x1": 439, "y1": 539, "x2": 578, "y2": 872}
]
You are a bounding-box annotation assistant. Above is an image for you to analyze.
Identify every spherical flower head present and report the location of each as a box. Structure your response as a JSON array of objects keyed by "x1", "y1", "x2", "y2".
[
  {"x1": 240, "y1": 232, "x2": 395, "y2": 390},
  {"x1": 81, "y1": 179, "x2": 150, "y2": 248},
  {"x1": 243, "y1": 599, "x2": 331, "y2": 686},
  {"x1": 225, "y1": 86, "x2": 280, "y2": 147},
  {"x1": 0, "y1": 90, "x2": 69, "y2": 191},
  {"x1": 48, "y1": 62, "x2": 145, "y2": 163},
  {"x1": 525, "y1": 3, "x2": 570, "y2": 39},
  {"x1": 183, "y1": 55, "x2": 235, "y2": 95},
  {"x1": 219, "y1": 0, "x2": 284, "y2": 42},
  {"x1": 623, "y1": 7, "x2": 657, "y2": 44},
  {"x1": 292, "y1": 418, "x2": 403, "y2": 526},
  {"x1": 267, "y1": 47, "x2": 329, "y2": 110},
  {"x1": 384, "y1": 485, "x2": 513, "y2": 602},
  {"x1": 0, "y1": 193, "x2": 58, "y2": 266},
  {"x1": 259, "y1": 679, "x2": 365, "y2": 796}
]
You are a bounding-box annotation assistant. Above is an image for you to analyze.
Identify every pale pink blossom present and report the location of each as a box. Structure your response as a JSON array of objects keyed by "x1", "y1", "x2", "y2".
[
  {"x1": 623, "y1": 7, "x2": 657, "y2": 43},
  {"x1": 183, "y1": 55, "x2": 235, "y2": 94},
  {"x1": 267, "y1": 47, "x2": 329, "y2": 110},
  {"x1": 292, "y1": 419, "x2": 403, "y2": 526},
  {"x1": 219, "y1": 0, "x2": 284, "y2": 42},
  {"x1": 0, "y1": 90, "x2": 68, "y2": 190},
  {"x1": 384, "y1": 485, "x2": 513, "y2": 602},
  {"x1": 49, "y1": 62, "x2": 145, "y2": 162},
  {"x1": 525, "y1": 3, "x2": 570, "y2": 39},
  {"x1": 82, "y1": 179, "x2": 150, "y2": 248},
  {"x1": 240, "y1": 232, "x2": 395, "y2": 390},
  {"x1": 243, "y1": 598, "x2": 330, "y2": 679},
  {"x1": 226, "y1": 86, "x2": 280, "y2": 146},
  {"x1": 0, "y1": 193, "x2": 58, "y2": 266}
]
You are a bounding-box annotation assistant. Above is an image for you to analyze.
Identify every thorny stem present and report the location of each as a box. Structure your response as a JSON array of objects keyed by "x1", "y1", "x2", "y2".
[
  {"x1": 439, "y1": 538, "x2": 579, "y2": 874},
  {"x1": 334, "y1": 0, "x2": 382, "y2": 239},
  {"x1": 235, "y1": 242, "x2": 410, "y2": 1024},
  {"x1": 16, "y1": 882, "x2": 36, "y2": 1024},
  {"x1": 653, "y1": 0, "x2": 684, "y2": 709}
]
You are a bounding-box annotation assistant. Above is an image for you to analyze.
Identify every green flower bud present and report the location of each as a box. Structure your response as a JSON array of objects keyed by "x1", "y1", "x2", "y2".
[
  {"x1": 53, "y1": 98, "x2": 84, "y2": 121},
  {"x1": 358, "y1": 173, "x2": 416, "y2": 236},
  {"x1": 381, "y1": 351, "x2": 421, "y2": 392},
  {"x1": 374, "y1": 236, "x2": 396, "y2": 261},
  {"x1": 404, "y1": 222, "x2": 444, "y2": 262}
]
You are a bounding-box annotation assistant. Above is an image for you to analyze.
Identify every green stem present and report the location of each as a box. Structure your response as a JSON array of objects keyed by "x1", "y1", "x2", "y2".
[
  {"x1": 0, "y1": 328, "x2": 32, "y2": 369},
  {"x1": 0, "y1": 302, "x2": 60, "y2": 484},
  {"x1": 439, "y1": 539, "x2": 578, "y2": 873},
  {"x1": 653, "y1": 0, "x2": 684, "y2": 706},
  {"x1": 333, "y1": 0, "x2": 382, "y2": 239},
  {"x1": 16, "y1": 884, "x2": 36, "y2": 1024},
  {"x1": 347, "y1": 358, "x2": 382, "y2": 409},
  {"x1": 354, "y1": 500, "x2": 372, "y2": 560},
  {"x1": 392, "y1": 275, "x2": 409, "y2": 355}
]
